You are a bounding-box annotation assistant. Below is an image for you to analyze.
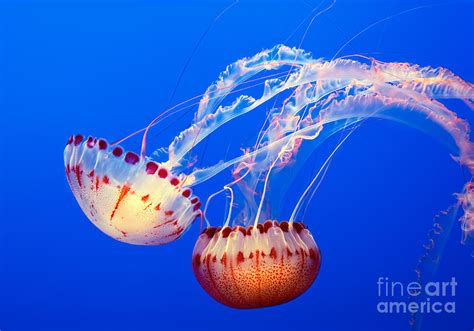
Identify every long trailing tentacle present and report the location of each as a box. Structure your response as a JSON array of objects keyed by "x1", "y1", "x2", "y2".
[
  {"x1": 184, "y1": 57, "x2": 474, "y2": 238},
  {"x1": 165, "y1": 47, "x2": 473, "y2": 168}
]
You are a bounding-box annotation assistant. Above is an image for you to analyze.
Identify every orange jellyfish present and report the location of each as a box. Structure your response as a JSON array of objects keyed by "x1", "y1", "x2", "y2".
[{"x1": 192, "y1": 221, "x2": 321, "y2": 309}]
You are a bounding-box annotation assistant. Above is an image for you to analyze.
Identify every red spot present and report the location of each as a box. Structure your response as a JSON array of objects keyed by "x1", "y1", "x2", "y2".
[
  {"x1": 98, "y1": 139, "x2": 107, "y2": 150},
  {"x1": 270, "y1": 247, "x2": 277, "y2": 259},
  {"x1": 146, "y1": 162, "x2": 158, "y2": 174},
  {"x1": 86, "y1": 136, "x2": 94, "y2": 148},
  {"x1": 193, "y1": 202, "x2": 201, "y2": 211},
  {"x1": 165, "y1": 210, "x2": 174, "y2": 216},
  {"x1": 102, "y1": 176, "x2": 110, "y2": 184},
  {"x1": 191, "y1": 197, "x2": 199, "y2": 204},
  {"x1": 141, "y1": 194, "x2": 150, "y2": 202},
  {"x1": 280, "y1": 221, "x2": 289, "y2": 232},
  {"x1": 287, "y1": 248, "x2": 293, "y2": 257},
  {"x1": 246, "y1": 226, "x2": 253, "y2": 235},
  {"x1": 112, "y1": 147, "x2": 123, "y2": 157},
  {"x1": 182, "y1": 189, "x2": 192, "y2": 198},
  {"x1": 88, "y1": 170, "x2": 95, "y2": 177},
  {"x1": 154, "y1": 203, "x2": 161, "y2": 211},
  {"x1": 263, "y1": 220, "x2": 273, "y2": 233},
  {"x1": 67, "y1": 136, "x2": 73, "y2": 145},
  {"x1": 257, "y1": 224, "x2": 264, "y2": 234},
  {"x1": 204, "y1": 227, "x2": 218, "y2": 238},
  {"x1": 95, "y1": 177, "x2": 100, "y2": 190},
  {"x1": 235, "y1": 226, "x2": 246, "y2": 236},
  {"x1": 74, "y1": 135, "x2": 83, "y2": 146},
  {"x1": 221, "y1": 227, "x2": 232, "y2": 238},
  {"x1": 309, "y1": 248, "x2": 318, "y2": 260},
  {"x1": 212, "y1": 256, "x2": 217, "y2": 263},
  {"x1": 249, "y1": 252, "x2": 254, "y2": 259},
  {"x1": 293, "y1": 222, "x2": 304, "y2": 233},
  {"x1": 170, "y1": 177, "x2": 180, "y2": 186},
  {"x1": 110, "y1": 185, "x2": 131, "y2": 221},
  {"x1": 237, "y1": 251, "x2": 245, "y2": 264},
  {"x1": 125, "y1": 152, "x2": 139, "y2": 165},
  {"x1": 158, "y1": 168, "x2": 168, "y2": 178}
]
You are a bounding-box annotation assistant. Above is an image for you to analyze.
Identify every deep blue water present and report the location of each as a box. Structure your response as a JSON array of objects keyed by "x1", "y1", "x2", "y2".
[{"x1": 1, "y1": 0, "x2": 473, "y2": 330}]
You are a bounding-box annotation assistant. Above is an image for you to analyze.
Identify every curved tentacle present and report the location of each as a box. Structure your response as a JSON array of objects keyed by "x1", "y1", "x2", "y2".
[{"x1": 165, "y1": 47, "x2": 473, "y2": 169}]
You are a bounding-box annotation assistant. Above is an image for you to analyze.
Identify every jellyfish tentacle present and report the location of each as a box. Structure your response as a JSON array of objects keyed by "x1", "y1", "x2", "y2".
[
  {"x1": 289, "y1": 126, "x2": 355, "y2": 224},
  {"x1": 188, "y1": 67, "x2": 474, "y2": 238},
  {"x1": 164, "y1": 45, "x2": 318, "y2": 167},
  {"x1": 196, "y1": 45, "x2": 315, "y2": 120},
  {"x1": 203, "y1": 167, "x2": 251, "y2": 226},
  {"x1": 181, "y1": 93, "x2": 405, "y2": 186},
  {"x1": 187, "y1": 64, "x2": 473, "y2": 184},
  {"x1": 253, "y1": 147, "x2": 284, "y2": 227},
  {"x1": 166, "y1": 49, "x2": 473, "y2": 169},
  {"x1": 223, "y1": 186, "x2": 235, "y2": 228}
]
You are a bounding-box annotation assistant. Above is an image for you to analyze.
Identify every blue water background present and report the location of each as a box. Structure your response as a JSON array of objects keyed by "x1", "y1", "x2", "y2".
[{"x1": 1, "y1": 0, "x2": 473, "y2": 330}]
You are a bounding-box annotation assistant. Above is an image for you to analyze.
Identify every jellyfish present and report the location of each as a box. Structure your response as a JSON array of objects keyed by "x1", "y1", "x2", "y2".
[
  {"x1": 64, "y1": 135, "x2": 201, "y2": 245},
  {"x1": 192, "y1": 221, "x2": 321, "y2": 309},
  {"x1": 189, "y1": 45, "x2": 474, "y2": 308}
]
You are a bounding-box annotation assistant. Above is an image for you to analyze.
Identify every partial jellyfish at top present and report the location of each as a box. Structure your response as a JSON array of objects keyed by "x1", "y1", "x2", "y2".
[{"x1": 189, "y1": 45, "x2": 474, "y2": 309}]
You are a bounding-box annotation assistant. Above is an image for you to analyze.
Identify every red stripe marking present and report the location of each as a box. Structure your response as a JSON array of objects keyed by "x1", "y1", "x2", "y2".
[
  {"x1": 65, "y1": 165, "x2": 71, "y2": 183},
  {"x1": 110, "y1": 185, "x2": 130, "y2": 221},
  {"x1": 163, "y1": 226, "x2": 184, "y2": 238},
  {"x1": 270, "y1": 247, "x2": 277, "y2": 259},
  {"x1": 153, "y1": 219, "x2": 176, "y2": 229},
  {"x1": 74, "y1": 165, "x2": 82, "y2": 187},
  {"x1": 144, "y1": 202, "x2": 153, "y2": 211}
]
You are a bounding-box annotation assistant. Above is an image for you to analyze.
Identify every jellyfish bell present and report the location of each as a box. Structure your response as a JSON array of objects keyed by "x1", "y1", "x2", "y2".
[
  {"x1": 64, "y1": 134, "x2": 201, "y2": 245},
  {"x1": 192, "y1": 220, "x2": 321, "y2": 309}
]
